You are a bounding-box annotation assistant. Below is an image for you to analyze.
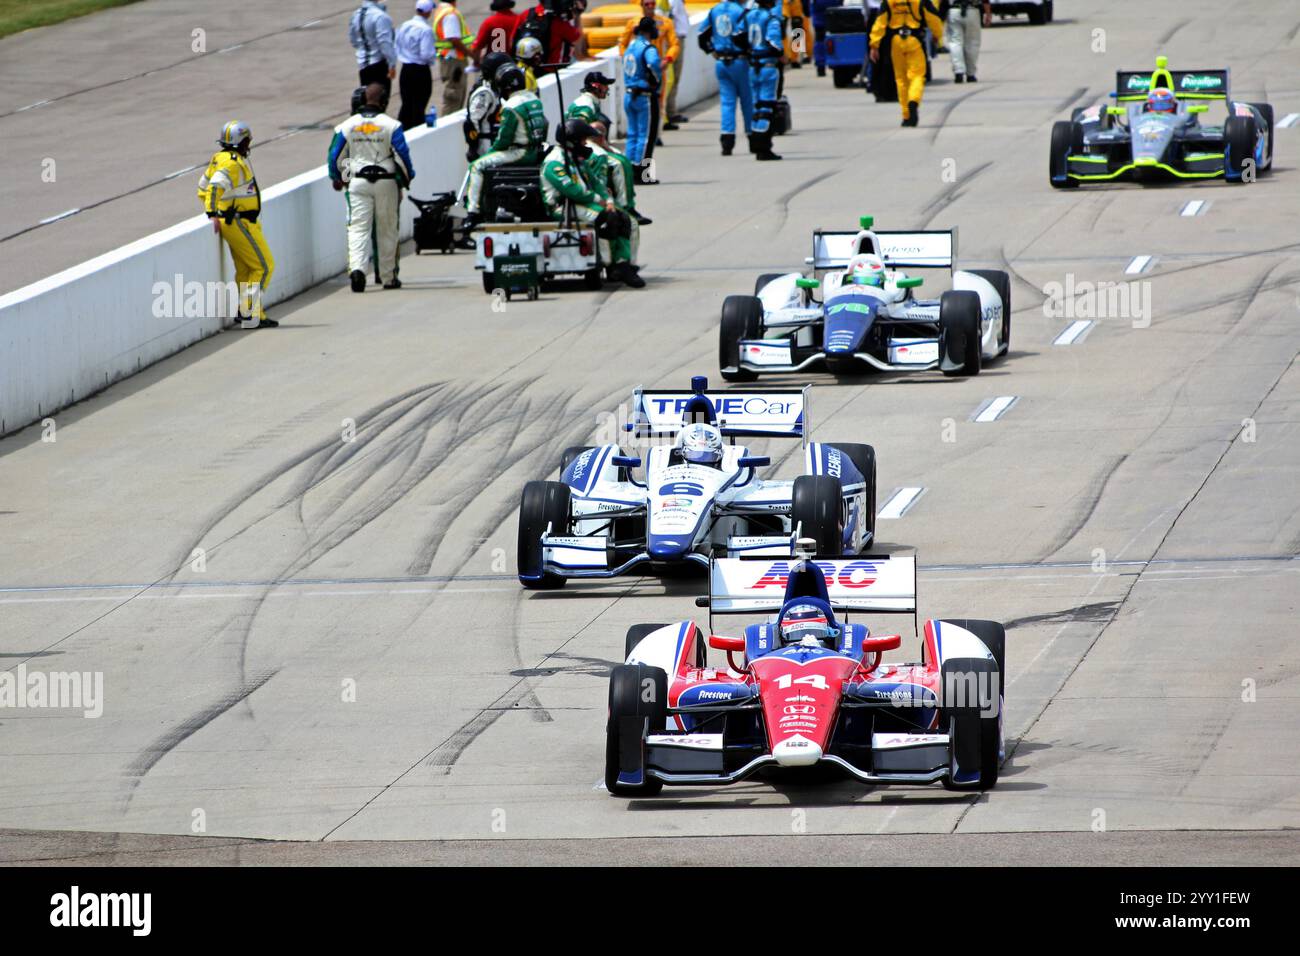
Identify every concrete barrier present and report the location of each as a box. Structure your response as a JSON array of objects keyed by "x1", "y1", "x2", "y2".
[{"x1": 0, "y1": 20, "x2": 715, "y2": 438}]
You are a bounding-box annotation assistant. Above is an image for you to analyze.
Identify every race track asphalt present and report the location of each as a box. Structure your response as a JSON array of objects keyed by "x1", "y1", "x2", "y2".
[{"x1": 1, "y1": 0, "x2": 1298, "y2": 864}]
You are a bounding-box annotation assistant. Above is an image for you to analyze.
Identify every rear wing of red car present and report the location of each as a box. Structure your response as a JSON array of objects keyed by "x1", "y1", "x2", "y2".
[{"x1": 697, "y1": 554, "x2": 919, "y2": 634}]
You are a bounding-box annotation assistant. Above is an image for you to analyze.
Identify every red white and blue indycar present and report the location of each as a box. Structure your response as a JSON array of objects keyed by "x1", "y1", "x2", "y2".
[
  {"x1": 605, "y1": 547, "x2": 1006, "y2": 795},
  {"x1": 517, "y1": 377, "x2": 877, "y2": 589}
]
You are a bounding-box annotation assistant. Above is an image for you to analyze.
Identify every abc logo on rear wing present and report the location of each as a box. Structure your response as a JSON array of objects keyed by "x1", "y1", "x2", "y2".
[{"x1": 708, "y1": 556, "x2": 917, "y2": 614}]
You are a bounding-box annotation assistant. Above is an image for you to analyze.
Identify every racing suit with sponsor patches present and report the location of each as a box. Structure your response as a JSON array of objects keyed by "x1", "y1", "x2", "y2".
[
  {"x1": 328, "y1": 108, "x2": 416, "y2": 285},
  {"x1": 701, "y1": 0, "x2": 753, "y2": 136},
  {"x1": 869, "y1": 0, "x2": 943, "y2": 120},
  {"x1": 462, "y1": 88, "x2": 547, "y2": 213},
  {"x1": 540, "y1": 144, "x2": 634, "y2": 265},
  {"x1": 197, "y1": 149, "x2": 274, "y2": 322},
  {"x1": 745, "y1": 5, "x2": 784, "y2": 134}
]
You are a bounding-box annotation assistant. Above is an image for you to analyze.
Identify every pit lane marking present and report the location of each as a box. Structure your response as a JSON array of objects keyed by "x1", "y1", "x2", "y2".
[
  {"x1": 1124, "y1": 255, "x2": 1154, "y2": 275},
  {"x1": 1277, "y1": 113, "x2": 1299, "y2": 128},
  {"x1": 971, "y1": 396, "x2": 1019, "y2": 423},
  {"x1": 1053, "y1": 319, "x2": 1093, "y2": 345},
  {"x1": 878, "y1": 487, "x2": 926, "y2": 520},
  {"x1": 1179, "y1": 200, "x2": 1207, "y2": 217}
]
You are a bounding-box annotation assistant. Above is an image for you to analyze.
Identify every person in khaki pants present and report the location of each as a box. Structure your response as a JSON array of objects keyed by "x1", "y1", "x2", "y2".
[
  {"x1": 947, "y1": 0, "x2": 990, "y2": 83},
  {"x1": 433, "y1": 0, "x2": 471, "y2": 114}
]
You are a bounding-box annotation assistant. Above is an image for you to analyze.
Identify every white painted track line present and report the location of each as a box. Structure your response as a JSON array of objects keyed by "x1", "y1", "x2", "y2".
[
  {"x1": 1053, "y1": 319, "x2": 1094, "y2": 345},
  {"x1": 972, "y1": 396, "x2": 1019, "y2": 423},
  {"x1": 878, "y1": 487, "x2": 926, "y2": 519},
  {"x1": 1179, "y1": 199, "x2": 1207, "y2": 217},
  {"x1": 1277, "y1": 113, "x2": 1299, "y2": 128},
  {"x1": 1124, "y1": 254, "x2": 1154, "y2": 275}
]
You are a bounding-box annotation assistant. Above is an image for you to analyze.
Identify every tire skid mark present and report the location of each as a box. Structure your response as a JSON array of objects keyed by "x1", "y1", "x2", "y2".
[
  {"x1": 123, "y1": 669, "x2": 278, "y2": 799},
  {"x1": 1038, "y1": 454, "x2": 1129, "y2": 562},
  {"x1": 919, "y1": 161, "x2": 993, "y2": 229}
]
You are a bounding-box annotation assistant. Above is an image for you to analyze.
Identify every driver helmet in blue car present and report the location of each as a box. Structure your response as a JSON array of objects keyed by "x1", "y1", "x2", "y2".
[
  {"x1": 779, "y1": 604, "x2": 835, "y2": 647},
  {"x1": 677, "y1": 422, "x2": 724, "y2": 465},
  {"x1": 1145, "y1": 88, "x2": 1176, "y2": 113},
  {"x1": 847, "y1": 253, "x2": 886, "y2": 287}
]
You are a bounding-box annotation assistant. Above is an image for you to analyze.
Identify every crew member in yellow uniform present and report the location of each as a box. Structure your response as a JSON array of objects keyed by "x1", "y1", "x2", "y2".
[
  {"x1": 197, "y1": 120, "x2": 276, "y2": 328},
  {"x1": 869, "y1": 0, "x2": 943, "y2": 127}
]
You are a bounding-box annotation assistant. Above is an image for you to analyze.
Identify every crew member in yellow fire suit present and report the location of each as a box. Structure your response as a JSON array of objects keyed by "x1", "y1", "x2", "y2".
[
  {"x1": 869, "y1": 0, "x2": 943, "y2": 127},
  {"x1": 197, "y1": 120, "x2": 277, "y2": 327}
]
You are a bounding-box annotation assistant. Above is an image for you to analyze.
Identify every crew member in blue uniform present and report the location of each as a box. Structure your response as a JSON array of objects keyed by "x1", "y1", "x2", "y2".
[
  {"x1": 746, "y1": 0, "x2": 784, "y2": 161},
  {"x1": 699, "y1": 0, "x2": 753, "y2": 155},
  {"x1": 623, "y1": 17, "x2": 664, "y2": 178}
]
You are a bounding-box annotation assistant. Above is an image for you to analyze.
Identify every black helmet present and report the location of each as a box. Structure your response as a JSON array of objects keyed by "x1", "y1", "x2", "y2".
[
  {"x1": 635, "y1": 15, "x2": 659, "y2": 38},
  {"x1": 495, "y1": 65, "x2": 527, "y2": 96},
  {"x1": 561, "y1": 117, "x2": 598, "y2": 144},
  {"x1": 482, "y1": 52, "x2": 513, "y2": 87}
]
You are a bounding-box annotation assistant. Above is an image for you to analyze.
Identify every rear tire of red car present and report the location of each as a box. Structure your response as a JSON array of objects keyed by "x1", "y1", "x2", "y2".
[
  {"x1": 720, "y1": 295, "x2": 763, "y2": 382},
  {"x1": 938, "y1": 619, "x2": 1005, "y2": 791},
  {"x1": 517, "y1": 480, "x2": 570, "y2": 589},
  {"x1": 606, "y1": 663, "x2": 667, "y2": 796},
  {"x1": 624, "y1": 623, "x2": 671, "y2": 661},
  {"x1": 792, "y1": 474, "x2": 845, "y2": 555}
]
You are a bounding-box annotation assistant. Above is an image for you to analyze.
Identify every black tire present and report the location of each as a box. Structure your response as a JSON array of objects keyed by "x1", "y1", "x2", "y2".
[
  {"x1": 1069, "y1": 106, "x2": 1084, "y2": 123},
  {"x1": 584, "y1": 267, "x2": 604, "y2": 290},
  {"x1": 938, "y1": 619, "x2": 1004, "y2": 791},
  {"x1": 1027, "y1": 3, "x2": 1046, "y2": 24},
  {"x1": 831, "y1": 66, "x2": 857, "y2": 88},
  {"x1": 605, "y1": 663, "x2": 667, "y2": 796},
  {"x1": 1224, "y1": 114, "x2": 1258, "y2": 183},
  {"x1": 482, "y1": 272, "x2": 495, "y2": 294},
  {"x1": 939, "y1": 290, "x2": 982, "y2": 377},
  {"x1": 792, "y1": 474, "x2": 844, "y2": 555},
  {"x1": 1049, "y1": 120, "x2": 1082, "y2": 188},
  {"x1": 753, "y1": 272, "x2": 784, "y2": 296},
  {"x1": 517, "y1": 480, "x2": 570, "y2": 589},
  {"x1": 1250, "y1": 102, "x2": 1274, "y2": 171},
  {"x1": 824, "y1": 443, "x2": 876, "y2": 548},
  {"x1": 967, "y1": 269, "x2": 1011, "y2": 357},
  {"x1": 624, "y1": 623, "x2": 670, "y2": 661},
  {"x1": 720, "y1": 294, "x2": 763, "y2": 382},
  {"x1": 940, "y1": 618, "x2": 1006, "y2": 675}
]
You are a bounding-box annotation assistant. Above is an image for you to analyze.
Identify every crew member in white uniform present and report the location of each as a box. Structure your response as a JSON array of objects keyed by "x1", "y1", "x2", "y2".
[{"x1": 327, "y1": 84, "x2": 417, "y2": 292}]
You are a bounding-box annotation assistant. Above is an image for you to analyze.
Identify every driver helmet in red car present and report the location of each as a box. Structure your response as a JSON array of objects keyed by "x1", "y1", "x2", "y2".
[
  {"x1": 779, "y1": 604, "x2": 835, "y2": 647},
  {"x1": 1145, "y1": 87, "x2": 1176, "y2": 114}
]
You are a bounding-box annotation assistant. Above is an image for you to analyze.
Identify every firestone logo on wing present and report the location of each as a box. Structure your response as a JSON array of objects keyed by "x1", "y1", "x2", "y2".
[{"x1": 751, "y1": 561, "x2": 877, "y2": 590}]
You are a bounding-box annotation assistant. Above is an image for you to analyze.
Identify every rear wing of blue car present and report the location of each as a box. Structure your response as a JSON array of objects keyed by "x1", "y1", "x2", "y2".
[
  {"x1": 1114, "y1": 68, "x2": 1229, "y2": 102},
  {"x1": 808, "y1": 229, "x2": 956, "y2": 273},
  {"x1": 630, "y1": 381, "x2": 809, "y2": 444}
]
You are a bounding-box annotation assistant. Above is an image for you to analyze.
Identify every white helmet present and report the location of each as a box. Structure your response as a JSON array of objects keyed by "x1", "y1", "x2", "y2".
[
  {"x1": 677, "y1": 423, "x2": 724, "y2": 465},
  {"x1": 516, "y1": 36, "x2": 543, "y2": 63},
  {"x1": 848, "y1": 254, "x2": 885, "y2": 287}
]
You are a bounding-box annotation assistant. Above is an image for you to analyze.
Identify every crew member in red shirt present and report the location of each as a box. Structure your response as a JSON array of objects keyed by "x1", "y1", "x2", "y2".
[
  {"x1": 473, "y1": 0, "x2": 521, "y2": 63},
  {"x1": 519, "y1": 0, "x2": 585, "y2": 73}
]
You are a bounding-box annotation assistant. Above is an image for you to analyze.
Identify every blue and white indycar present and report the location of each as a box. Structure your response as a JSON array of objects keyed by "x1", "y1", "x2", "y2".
[
  {"x1": 719, "y1": 217, "x2": 1010, "y2": 381},
  {"x1": 516, "y1": 376, "x2": 878, "y2": 589}
]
